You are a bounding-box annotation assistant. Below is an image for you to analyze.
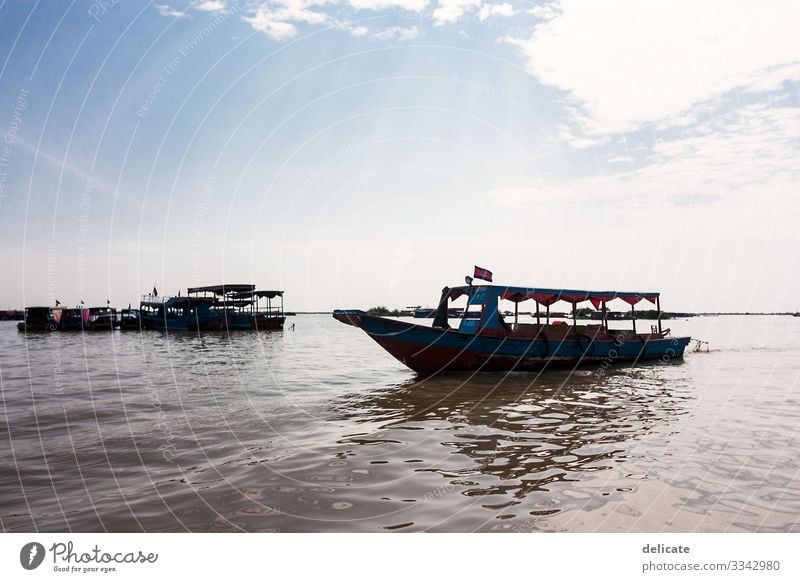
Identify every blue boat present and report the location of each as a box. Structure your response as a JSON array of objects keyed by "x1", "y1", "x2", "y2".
[
  {"x1": 186, "y1": 284, "x2": 286, "y2": 331},
  {"x1": 139, "y1": 291, "x2": 221, "y2": 331},
  {"x1": 334, "y1": 283, "x2": 691, "y2": 373}
]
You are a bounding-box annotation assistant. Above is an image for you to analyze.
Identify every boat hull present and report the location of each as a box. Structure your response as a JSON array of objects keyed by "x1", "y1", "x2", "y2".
[
  {"x1": 222, "y1": 314, "x2": 286, "y2": 331},
  {"x1": 333, "y1": 310, "x2": 691, "y2": 374},
  {"x1": 140, "y1": 314, "x2": 223, "y2": 331}
]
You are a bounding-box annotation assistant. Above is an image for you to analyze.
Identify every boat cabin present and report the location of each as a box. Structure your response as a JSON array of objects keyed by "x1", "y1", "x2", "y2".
[{"x1": 433, "y1": 284, "x2": 668, "y2": 339}]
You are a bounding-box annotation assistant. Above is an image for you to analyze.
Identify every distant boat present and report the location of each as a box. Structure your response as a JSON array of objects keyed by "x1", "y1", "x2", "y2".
[
  {"x1": 140, "y1": 292, "x2": 221, "y2": 331},
  {"x1": 117, "y1": 308, "x2": 142, "y2": 330},
  {"x1": 87, "y1": 307, "x2": 116, "y2": 330},
  {"x1": 17, "y1": 307, "x2": 57, "y2": 332},
  {"x1": 199, "y1": 285, "x2": 286, "y2": 331},
  {"x1": 138, "y1": 284, "x2": 286, "y2": 332},
  {"x1": 334, "y1": 282, "x2": 691, "y2": 374},
  {"x1": 57, "y1": 307, "x2": 87, "y2": 331},
  {"x1": 53, "y1": 306, "x2": 116, "y2": 331},
  {"x1": 413, "y1": 307, "x2": 437, "y2": 318},
  {"x1": 1, "y1": 309, "x2": 23, "y2": 321}
]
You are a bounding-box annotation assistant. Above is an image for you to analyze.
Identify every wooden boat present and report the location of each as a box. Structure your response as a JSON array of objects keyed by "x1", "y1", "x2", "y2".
[
  {"x1": 117, "y1": 309, "x2": 142, "y2": 330},
  {"x1": 17, "y1": 307, "x2": 57, "y2": 332},
  {"x1": 87, "y1": 307, "x2": 116, "y2": 330},
  {"x1": 140, "y1": 292, "x2": 222, "y2": 331},
  {"x1": 186, "y1": 285, "x2": 286, "y2": 331},
  {"x1": 58, "y1": 307, "x2": 88, "y2": 331},
  {"x1": 334, "y1": 283, "x2": 691, "y2": 374},
  {"x1": 138, "y1": 284, "x2": 286, "y2": 332},
  {"x1": 221, "y1": 289, "x2": 286, "y2": 331}
]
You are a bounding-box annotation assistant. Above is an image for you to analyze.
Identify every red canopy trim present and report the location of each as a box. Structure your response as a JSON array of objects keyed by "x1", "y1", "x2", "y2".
[{"x1": 499, "y1": 290, "x2": 658, "y2": 307}]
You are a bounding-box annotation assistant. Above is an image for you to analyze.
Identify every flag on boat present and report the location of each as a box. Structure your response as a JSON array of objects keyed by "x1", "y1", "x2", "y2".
[{"x1": 473, "y1": 265, "x2": 493, "y2": 282}]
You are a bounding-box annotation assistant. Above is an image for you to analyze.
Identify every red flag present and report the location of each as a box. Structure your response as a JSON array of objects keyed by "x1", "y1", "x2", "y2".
[{"x1": 474, "y1": 265, "x2": 493, "y2": 282}]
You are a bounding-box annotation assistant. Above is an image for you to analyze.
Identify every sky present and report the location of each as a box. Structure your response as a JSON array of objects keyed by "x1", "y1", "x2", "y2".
[{"x1": 0, "y1": 0, "x2": 799, "y2": 312}]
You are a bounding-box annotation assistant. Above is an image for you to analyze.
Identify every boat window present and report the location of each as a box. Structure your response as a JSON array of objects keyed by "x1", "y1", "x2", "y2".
[{"x1": 457, "y1": 294, "x2": 485, "y2": 333}]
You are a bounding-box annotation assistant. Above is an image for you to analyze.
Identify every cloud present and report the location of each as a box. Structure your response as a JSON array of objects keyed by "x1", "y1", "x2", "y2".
[
  {"x1": 242, "y1": 1, "x2": 333, "y2": 40},
  {"x1": 244, "y1": 10, "x2": 299, "y2": 40},
  {"x1": 350, "y1": 25, "x2": 370, "y2": 37},
  {"x1": 528, "y1": 3, "x2": 559, "y2": 20},
  {"x1": 509, "y1": 0, "x2": 800, "y2": 135},
  {"x1": 478, "y1": 3, "x2": 514, "y2": 21},
  {"x1": 491, "y1": 101, "x2": 800, "y2": 213},
  {"x1": 194, "y1": 0, "x2": 227, "y2": 11},
  {"x1": 155, "y1": 4, "x2": 189, "y2": 18},
  {"x1": 347, "y1": 0, "x2": 428, "y2": 11},
  {"x1": 433, "y1": 0, "x2": 480, "y2": 25},
  {"x1": 372, "y1": 26, "x2": 421, "y2": 41}
]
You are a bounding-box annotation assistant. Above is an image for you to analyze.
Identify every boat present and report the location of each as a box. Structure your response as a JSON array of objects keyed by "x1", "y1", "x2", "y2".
[
  {"x1": 87, "y1": 306, "x2": 116, "y2": 330},
  {"x1": 414, "y1": 307, "x2": 480, "y2": 318},
  {"x1": 186, "y1": 284, "x2": 286, "y2": 331},
  {"x1": 138, "y1": 284, "x2": 286, "y2": 332},
  {"x1": 139, "y1": 291, "x2": 222, "y2": 331},
  {"x1": 117, "y1": 308, "x2": 142, "y2": 330},
  {"x1": 334, "y1": 283, "x2": 692, "y2": 373},
  {"x1": 17, "y1": 307, "x2": 57, "y2": 332},
  {"x1": 218, "y1": 289, "x2": 285, "y2": 331},
  {"x1": 58, "y1": 307, "x2": 88, "y2": 331},
  {"x1": 1, "y1": 309, "x2": 23, "y2": 321}
]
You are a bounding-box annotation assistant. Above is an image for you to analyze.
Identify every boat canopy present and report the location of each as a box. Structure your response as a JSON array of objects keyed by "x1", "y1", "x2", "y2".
[
  {"x1": 187, "y1": 284, "x2": 256, "y2": 295},
  {"x1": 229, "y1": 290, "x2": 283, "y2": 299},
  {"x1": 447, "y1": 285, "x2": 659, "y2": 309}
]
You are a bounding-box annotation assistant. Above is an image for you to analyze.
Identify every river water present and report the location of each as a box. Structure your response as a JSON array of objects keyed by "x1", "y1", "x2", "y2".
[{"x1": 1, "y1": 315, "x2": 799, "y2": 532}]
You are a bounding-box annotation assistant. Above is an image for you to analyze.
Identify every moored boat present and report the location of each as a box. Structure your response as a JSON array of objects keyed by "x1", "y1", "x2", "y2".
[
  {"x1": 220, "y1": 289, "x2": 285, "y2": 331},
  {"x1": 17, "y1": 307, "x2": 57, "y2": 332},
  {"x1": 334, "y1": 283, "x2": 691, "y2": 374},
  {"x1": 140, "y1": 291, "x2": 221, "y2": 331},
  {"x1": 186, "y1": 284, "x2": 285, "y2": 331},
  {"x1": 138, "y1": 284, "x2": 286, "y2": 332},
  {"x1": 58, "y1": 307, "x2": 88, "y2": 331},
  {"x1": 117, "y1": 308, "x2": 142, "y2": 330},
  {"x1": 87, "y1": 306, "x2": 116, "y2": 330}
]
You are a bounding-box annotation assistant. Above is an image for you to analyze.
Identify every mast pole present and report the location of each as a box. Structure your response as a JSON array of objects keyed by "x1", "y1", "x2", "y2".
[
  {"x1": 602, "y1": 300, "x2": 607, "y2": 333},
  {"x1": 656, "y1": 296, "x2": 662, "y2": 335},
  {"x1": 631, "y1": 303, "x2": 637, "y2": 334}
]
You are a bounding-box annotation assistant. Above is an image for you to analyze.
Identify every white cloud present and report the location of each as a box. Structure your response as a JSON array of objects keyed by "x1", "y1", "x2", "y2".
[
  {"x1": 511, "y1": 0, "x2": 800, "y2": 134},
  {"x1": 194, "y1": 0, "x2": 227, "y2": 11},
  {"x1": 372, "y1": 26, "x2": 421, "y2": 41},
  {"x1": 492, "y1": 102, "x2": 800, "y2": 212},
  {"x1": 433, "y1": 0, "x2": 480, "y2": 25},
  {"x1": 350, "y1": 25, "x2": 370, "y2": 37},
  {"x1": 155, "y1": 4, "x2": 189, "y2": 18},
  {"x1": 478, "y1": 3, "x2": 513, "y2": 21},
  {"x1": 528, "y1": 3, "x2": 559, "y2": 20},
  {"x1": 244, "y1": 10, "x2": 299, "y2": 40},
  {"x1": 348, "y1": 0, "x2": 428, "y2": 10},
  {"x1": 242, "y1": 1, "x2": 334, "y2": 40}
]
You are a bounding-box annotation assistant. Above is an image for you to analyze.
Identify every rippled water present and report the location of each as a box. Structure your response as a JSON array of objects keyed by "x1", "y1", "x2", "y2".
[{"x1": 1, "y1": 315, "x2": 799, "y2": 532}]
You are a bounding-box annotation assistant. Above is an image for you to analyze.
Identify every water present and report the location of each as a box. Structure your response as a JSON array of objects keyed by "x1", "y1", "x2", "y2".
[{"x1": 1, "y1": 315, "x2": 799, "y2": 532}]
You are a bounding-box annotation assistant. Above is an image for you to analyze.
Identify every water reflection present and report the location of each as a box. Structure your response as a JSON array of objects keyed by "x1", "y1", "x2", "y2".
[{"x1": 326, "y1": 365, "x2": 693, "y2": 528}]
